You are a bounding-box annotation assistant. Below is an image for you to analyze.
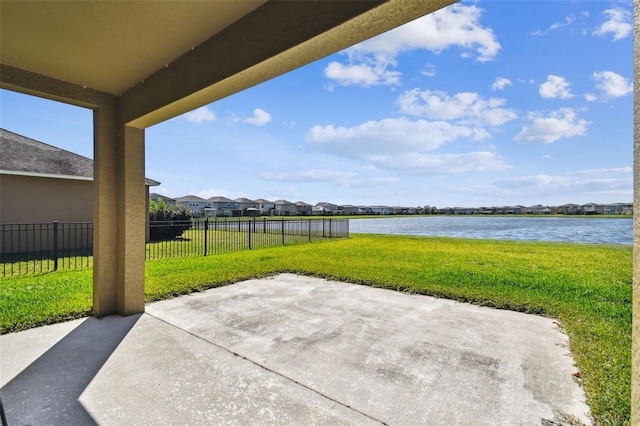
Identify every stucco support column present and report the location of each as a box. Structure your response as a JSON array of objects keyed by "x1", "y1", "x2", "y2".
[
  {"x1": 93, "y1": 107, "x2": 146, "y2": 316},
  {"x1": 117, "y1": 126, "x2": 146, "y2": 315},
  {"x1": 93, "y1": 101, "x2": 119, "y2": 316}
]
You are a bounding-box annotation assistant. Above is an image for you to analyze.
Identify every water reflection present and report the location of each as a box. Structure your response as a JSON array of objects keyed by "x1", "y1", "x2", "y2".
[{"x1": 349, "y1": 216, "x2": 632, "y2": 245}]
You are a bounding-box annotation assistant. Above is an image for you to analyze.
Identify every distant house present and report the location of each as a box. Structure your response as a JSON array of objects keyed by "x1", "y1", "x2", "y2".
[
  {"x1": 295, "y1": 201, "x2": 312, "y2": 216},
  {"x1": 150, "y1": 193, "x2": 176, "y2": 205},
  {"x1": 0, "y1": 128, "x2": 159, "y2": 224},
  {"x1": 527, "y1": 205, "x2": 550, "y2": 215},
  {"x1": 603, "y1": 203, "x2": 632, "y2": 215},
  {"x1": 510, "y1": 205, "x2": 527, "y2": 214},
  {"x1": 208, "y1": 196, "x2": 240, "y2": 217},
  {"x1": 370, "y1": 205, "x2": 393, "y2": 215},
  {"x1": 559, "y1": 203, "x2": 580, "y2": 215},
  {"x1": 255, "y1": 199, "x2": 276, "y2": 216},
  {"x1": 580, "y1": 203, "x2": 604, "y2": 215},
  {"x1": 454, "y1": 207, "x2": 476, "y2": 215},
  {"x1": 313, "y1": 202, "x2": 339, "y2": 215},
  {"x1": 357, "y1": 205, "x2": 373, "y2": 215},
  {"x1": 235, "y1": 198, "x2": 260, "y2": 216},
  {"x1": 175, "y1": 195, "x2": 211, "y2": 217},
  {"x1": 273, "y1": 199, "x2": 296, "y2": 216},
  {"x1": 339, "y1": 205, "x2": 358, "y2": 215}
]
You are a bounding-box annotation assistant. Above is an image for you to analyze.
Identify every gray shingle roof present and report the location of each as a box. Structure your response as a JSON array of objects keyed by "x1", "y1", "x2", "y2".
[
  {"x1": 208, "y1": 196, "x2": 234, "y2": 202},
  {"x1": 1, "y1": 128, "x2": 93, "y2": 178},
  {"x1": 0, "y1": 128, "x2": 159, "y2": 186},
  {"x1": 175, "y1": 195, "x2": 206, "y2": 202}
]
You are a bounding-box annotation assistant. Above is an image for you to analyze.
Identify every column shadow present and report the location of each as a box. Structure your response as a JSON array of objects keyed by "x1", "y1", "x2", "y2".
[{"x1": 1, "y1": 314, "x2": 141, "y2": 425}]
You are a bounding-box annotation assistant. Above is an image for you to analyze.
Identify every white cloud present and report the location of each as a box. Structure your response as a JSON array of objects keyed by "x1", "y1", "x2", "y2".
[
  {"x1": 575, "y1": 166, "x2": 632, "y2": 175},
  {"x1": 397, "y1": 89, "x2": 517, "y2": 126},
  {"x1": 373, "y1": 151, "x2": 510, "y2": 174},
  {"x1": 356, "y1": 4, "x2": 501, "y2": 61},
  {"x1": 307, "y1": 117, "x2": 483, "y2": 159},
  {"x1": 514, "y1": 108, "x2": 590, "y2": 144},
  {"x1": 243, "y1": 108, "x2": 272, "y2": 126},
  {"x1": 593, "y1": 8, "x2": 632, "y2": 41},
  {"x1": 421, "y1": 64, "x2": 437, "y2": 77},
  {"x1": 349, "y1": 176, "x2": 401, "y2": 187},
  {"x1": 184, "y1": 106, "x2": 216, "y2": 123},
  {"x1": 324, "y1": 4, "x2": 500, "y2": 87},
  {"x1": 592, "y1": 71, "x2": 632, "y2": 97},
  {"x1": 259, "y1": 169, "x2": 400, "y2": 189},
  {"x1": 324, "y1": 61, "x2": 400, "y2": 87},
  {"x1": 532, "y1": 15, "x2": 576, "y2": 35},
  {"x1": 264, "y1": 185, "x2": 302, "y2": 200},
  {"x1": 497, "y1": 174, "x2": 568, "y2": 188},
  {"x1": 494, "y1": 173, "x2": 632, "y2": 200},
  {"x1": 259, "y1": 169, "x2": 356, "y2": 183},
  {"x1": 491, "y1": 77, "x2": 512, "y2": 91},
  {"x1": 550, "y1": 15, "x2": 575, "y2": 31},
  {"x1": 584, "y1": 93, "x2": 597, "y2": 102},
  {"x1": 306, "y1": 117, "x2": 509, "y2": 175},
  {"x1": 539, "y1": 75, "x2": 574, "y2": 99}
]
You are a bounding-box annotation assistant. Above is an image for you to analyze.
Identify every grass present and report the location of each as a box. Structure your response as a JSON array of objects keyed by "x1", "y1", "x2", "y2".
[{"x1": 0, "y1": 234, "x2": 632, "y2": 425}]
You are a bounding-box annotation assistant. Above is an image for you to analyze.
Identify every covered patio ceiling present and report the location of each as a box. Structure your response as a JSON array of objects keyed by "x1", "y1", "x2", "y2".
[{"x1": 1, "y1": 0, "x2": 454, "y2": 127}]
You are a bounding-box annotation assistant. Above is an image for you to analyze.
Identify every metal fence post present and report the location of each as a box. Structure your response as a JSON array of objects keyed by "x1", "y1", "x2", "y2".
[
  {"x1": 329, "y1": 218, "x2": 332, "y2": 238},
  {"x1": 53, "y1": 221, "x2": 59, "y2": 271},
  {"x1": 248, "y1": 217, "x2": 252, "y2": 250},
  {"x1": 308, "y1": 219, "x2": 311, "y2": 241},
  {"x1": 281, "y1": 219, "x2": 285, "y2": 245},
  {"x1": 204, "y1": 218, "x2": 208, "y2": 256}
]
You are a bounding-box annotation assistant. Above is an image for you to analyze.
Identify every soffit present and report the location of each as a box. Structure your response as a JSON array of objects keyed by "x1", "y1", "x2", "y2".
[{"x1": 0, "y1": 1, "x2": 265, "y2": 95}]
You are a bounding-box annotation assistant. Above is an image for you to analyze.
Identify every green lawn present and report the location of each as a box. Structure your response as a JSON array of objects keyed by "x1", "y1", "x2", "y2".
[{"x1": 0, "y1": 234, "x2": 632, "y2": 425}]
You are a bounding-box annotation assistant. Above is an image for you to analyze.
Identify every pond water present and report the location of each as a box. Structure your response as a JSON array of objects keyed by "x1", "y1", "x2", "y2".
[{"x1": 349, "y1": 216, "x2": 633, "y2": 245}]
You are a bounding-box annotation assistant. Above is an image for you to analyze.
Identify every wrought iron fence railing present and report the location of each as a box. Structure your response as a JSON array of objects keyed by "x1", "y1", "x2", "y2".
[{"x1": 1, "y1": 218, "x2": 348, "y2": 277}]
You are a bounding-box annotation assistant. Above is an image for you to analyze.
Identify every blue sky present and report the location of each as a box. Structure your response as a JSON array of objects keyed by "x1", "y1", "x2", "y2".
[{"x1": 1, "y1": 1, "x2": 633, "y2": 208}]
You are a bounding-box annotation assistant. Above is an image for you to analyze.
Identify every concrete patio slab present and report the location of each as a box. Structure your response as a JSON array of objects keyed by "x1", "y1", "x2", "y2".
[{"x1": 1, "y1": 273, "x2": 591, "y2": 425}]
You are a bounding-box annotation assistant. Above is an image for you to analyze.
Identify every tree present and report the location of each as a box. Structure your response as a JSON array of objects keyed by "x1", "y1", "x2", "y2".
[{"x1": 148, "y1": 199, "x2": 193, "y2": 241}]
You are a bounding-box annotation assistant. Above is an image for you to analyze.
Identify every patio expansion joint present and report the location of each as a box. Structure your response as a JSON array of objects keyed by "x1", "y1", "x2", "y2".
[{"x1": 145, "y1": 312, "x2": 388, "y2": 425}]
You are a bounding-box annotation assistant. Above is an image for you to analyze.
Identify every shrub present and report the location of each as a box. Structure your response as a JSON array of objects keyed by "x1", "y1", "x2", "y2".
[{"x1": 149, "y1": 199, "x2": 193, "y2": 241}]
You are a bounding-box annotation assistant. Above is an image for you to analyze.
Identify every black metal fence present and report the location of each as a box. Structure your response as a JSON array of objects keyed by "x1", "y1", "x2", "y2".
[
  {"x1": 1, "y1": 221, "x2": 94, "y2": 277},
  {"x1": 1, "y1": 218, "x2": 349, "y2": 277}
]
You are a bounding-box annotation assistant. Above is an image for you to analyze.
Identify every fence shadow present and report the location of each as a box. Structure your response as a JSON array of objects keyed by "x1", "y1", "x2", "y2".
[{"x1": 1, "y1": 314, "x2": 141, "y2": 425}]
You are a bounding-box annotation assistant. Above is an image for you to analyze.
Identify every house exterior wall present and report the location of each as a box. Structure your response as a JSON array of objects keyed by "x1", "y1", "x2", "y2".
[
  {"x1": 274, "y1": 201, "x2": 295, "y2": 216},
  {"x1": 1, "y1": 173, "x2": 151, "y2": 253},
  {"x1": 295, "y1": 203, "x2": 312, "y2": 216},
  {"x1": 176, "y1": 200, "x2": 211, "y2": 217},
  {"x1": 256, "y1": 200, "x2": 275, "y2": 215},
  {"x1": 1, "y1": 174, "x2": 93, "y2": 223},
  {"x1": 339, "y1": 205, "x2": 358, "y2": 215},
  {"x1": 1, "y1": 175, "x2": 94, "y2": 253}
]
